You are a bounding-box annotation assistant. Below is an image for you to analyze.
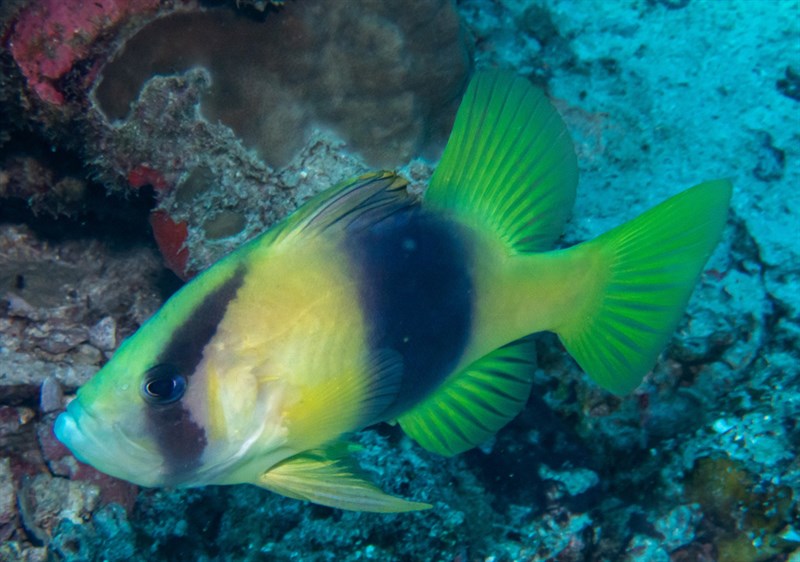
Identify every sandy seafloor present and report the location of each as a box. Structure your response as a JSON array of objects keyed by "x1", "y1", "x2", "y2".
[{"x1": 0, "y1": 0, "x2": 798, "y2": 560}]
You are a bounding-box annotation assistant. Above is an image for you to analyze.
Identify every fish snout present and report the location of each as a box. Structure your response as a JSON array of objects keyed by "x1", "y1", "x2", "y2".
[{"x1": 54, "y1": 399, "x2": 93, "y2": 465}]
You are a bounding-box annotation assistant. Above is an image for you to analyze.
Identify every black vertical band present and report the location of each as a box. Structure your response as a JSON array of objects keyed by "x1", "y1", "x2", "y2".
[{"x1": 347, "y1": 208, "x2": 473, "y2": 418}]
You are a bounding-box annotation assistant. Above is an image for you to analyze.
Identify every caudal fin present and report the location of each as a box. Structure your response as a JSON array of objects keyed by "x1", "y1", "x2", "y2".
[{"x1": 556, "y1": 180, "x2": 732, "y2": 394}]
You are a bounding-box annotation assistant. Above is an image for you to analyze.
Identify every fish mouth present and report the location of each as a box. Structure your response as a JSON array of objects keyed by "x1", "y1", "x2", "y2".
[
  {"x1": 54, "y1": 398, "x2": 96, "y2": 466},
  {"x1": 54, "y1": 399, "x2": 162, "y2": 486}
]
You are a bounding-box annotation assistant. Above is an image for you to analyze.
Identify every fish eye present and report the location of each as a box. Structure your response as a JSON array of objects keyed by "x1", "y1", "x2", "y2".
[{"x1": 142, "y1": 365, "x2": 186, "y2": 405}]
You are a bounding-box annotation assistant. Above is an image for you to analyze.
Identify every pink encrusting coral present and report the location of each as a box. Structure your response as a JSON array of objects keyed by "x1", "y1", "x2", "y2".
[
  {"x1": 7, "y1": 0, "x2": 160, "y2": 105},
  {"x1": 127, "y1": 164, "x2": 170, "y2": 193},
  {"x1": 149, "y1": 210, "x2": 191, "y2": 279}
]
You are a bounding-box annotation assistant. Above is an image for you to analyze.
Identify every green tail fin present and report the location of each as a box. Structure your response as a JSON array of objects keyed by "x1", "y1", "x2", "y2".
[
  {"x1": 557, "y1": 180, "x2": 732, "y2": 394},
  {"x1": 426, "y1": 70, "x2": 578, "y2": 253},
  {"x1": 397, "y1": 336, "x2": 536, "y2": 456}
]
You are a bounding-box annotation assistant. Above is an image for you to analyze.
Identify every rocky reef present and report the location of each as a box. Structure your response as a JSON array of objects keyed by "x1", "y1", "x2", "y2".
[
  {"x1": 1, "y1": 0, "x2": 798, "y2": 561},
  {"x1": 2, "y1": 0, "x2": 471, "y2": 277}
]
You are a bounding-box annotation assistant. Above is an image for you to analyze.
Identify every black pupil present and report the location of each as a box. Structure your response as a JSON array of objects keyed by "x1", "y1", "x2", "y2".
[
  {"x1": 143, "y1": 365, "x2": 186, "y2": 404},
  {"x1": 147, "y1": 377, "x2": 178, "y2": 398}
]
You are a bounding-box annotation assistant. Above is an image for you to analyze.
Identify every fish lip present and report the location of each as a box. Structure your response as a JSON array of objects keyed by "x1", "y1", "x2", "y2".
[
  {"x1": 54, "y1": 400, "x2": 162, "y2": 486},
  {"x1": 54, "y1": 398, "x2": 84, "y2": 445},
  {"x1": 53, "y1": 405, "x2": 96, "y2": 467},
  {"x1": 56, "y1": 398, "x2": 94, "y2": 446},
  {"x1": 53, "y1": 408, "x2": 76, "y2": 449}
]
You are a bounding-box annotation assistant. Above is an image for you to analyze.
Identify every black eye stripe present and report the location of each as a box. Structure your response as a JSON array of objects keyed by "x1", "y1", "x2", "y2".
[
  {"x1": 145, "y1": 267, "x2": 245, "y2": 479},
  {"x1": 155, "y1": 267, "x2": 246, "y2": 376}
]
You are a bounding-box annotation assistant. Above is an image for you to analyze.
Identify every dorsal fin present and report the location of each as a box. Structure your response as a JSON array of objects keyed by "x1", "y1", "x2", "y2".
[
  {"x1": 268, "y1": 171, "x2": 417, "y2": 246},
  {"x1": 425, "y1": 71, "x2": 578, "y2": 254}
]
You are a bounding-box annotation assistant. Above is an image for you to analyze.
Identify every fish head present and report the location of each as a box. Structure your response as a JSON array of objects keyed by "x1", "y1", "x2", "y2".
[
  {"x1": 54, "y1": 263, "x2": 290, "y2": 488},
  {"x1": 53, "y1": 330, "x2": 210, "y2": 487}
]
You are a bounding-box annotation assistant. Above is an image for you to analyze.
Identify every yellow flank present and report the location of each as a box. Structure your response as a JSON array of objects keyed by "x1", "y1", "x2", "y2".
[{"x1": 201, "y1": 233, "x2": 373, "y2": 463}]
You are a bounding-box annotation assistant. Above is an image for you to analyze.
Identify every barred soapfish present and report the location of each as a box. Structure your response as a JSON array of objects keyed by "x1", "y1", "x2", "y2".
[{"x1": 55, "y1": 71, "x2": 731, "y2": 511}]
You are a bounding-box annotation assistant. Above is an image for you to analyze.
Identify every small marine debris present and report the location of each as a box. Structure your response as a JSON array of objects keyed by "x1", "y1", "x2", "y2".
[
  {"x1": 776, "y1": 66, "x2": 800, "y2": 101},
  {"x1": 752, "y1": 131, "x2": 786, "y2": 182}
]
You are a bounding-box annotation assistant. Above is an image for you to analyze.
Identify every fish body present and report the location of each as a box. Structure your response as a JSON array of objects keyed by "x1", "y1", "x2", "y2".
[{"x1": 55, "y1": 71, "x2": 731, "y2": 511}]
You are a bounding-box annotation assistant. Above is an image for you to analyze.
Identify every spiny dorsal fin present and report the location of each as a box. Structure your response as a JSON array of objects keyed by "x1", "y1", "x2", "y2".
[
  {"x1": 426, "y1": 71, "x2": 578, "y2": 254},
  {"x1": 270, "y1": 171, "x2": 417, "y2": 245},
  {"x1": 397, "y1": 336, "x2": 537, "y2": 457},
  {"x1": 257, "y1": 445, "x2": 432, "y2": 512}
]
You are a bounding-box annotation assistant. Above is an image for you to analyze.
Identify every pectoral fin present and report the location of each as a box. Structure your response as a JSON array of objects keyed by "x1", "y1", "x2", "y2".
[{"x1": 256, "y1": 446, "x2": 432, "y2": 513}]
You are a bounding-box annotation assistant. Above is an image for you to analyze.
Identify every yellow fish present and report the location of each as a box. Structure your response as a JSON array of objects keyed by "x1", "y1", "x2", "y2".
[{"x1": 55, "y1": 71, "x2": 731, "y2": 512}]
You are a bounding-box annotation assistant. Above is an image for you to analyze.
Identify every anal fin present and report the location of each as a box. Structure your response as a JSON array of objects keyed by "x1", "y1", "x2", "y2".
[
  {"x1": 256, "y1": 444, "x2": 431, "y2": 513},
  {"x1": 397, "y1": 336, "x2": 537, "y2": 457}
]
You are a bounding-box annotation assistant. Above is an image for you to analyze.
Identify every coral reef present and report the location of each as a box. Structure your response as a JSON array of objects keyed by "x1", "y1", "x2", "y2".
[
  {"x1": 0, "y1": 0, "x2": 798, "y2": 560},
  {"x1": 6, "y1": 0, "x2": 161, "y2": 107},
  {"x1": 2, "y1": 0, "x2": 471, "y2": 277},
  {"x1": 94, "y1": 2, "x2": 470, "y2": 168},
  {"x1": 0, "y1": 221, "x2": 163, "y2": 560}
]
